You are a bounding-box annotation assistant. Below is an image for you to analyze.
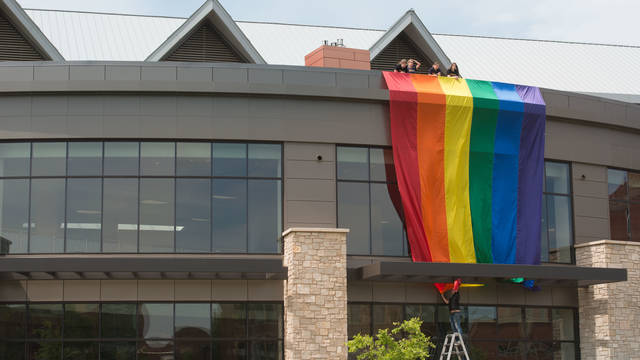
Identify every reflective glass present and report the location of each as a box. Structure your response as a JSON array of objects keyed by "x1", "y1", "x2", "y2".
[
  {"x1": 64, "y1": 304, "x2": 98, "y2": 339},
  {"x1": 176, "y1": 179, "x2": 211, "y2": 253},
  {"x1": 631, "y1": 202, "x2": 640, "y2": 242},
  {"x1": 248, "y1": 180, "x2": 281, "y2": 253},
  {"x1": 28, "y1": 304, "x2": 63, "y2": 339},
  {"x1": 177, "y1": 142, "x2": 211, "y2": 176},
  {"x1": 175, "y1": 303, "x2": 211, "y2": 339},
  {"x1": 247, "y1": 304, "x2": 282, "y2": 338},
  {"x1": 29, "y1": 179, "x2": 65, "y2": 253},
  {"x1": 546, "y1": 195, "x2": 573, "y2": 263},
  {"x1": 63, "y1": 342, "x2": 98, "y2": 360},
  {"x1": 0, "y1": 179, "x2": 29, "y2": 253},
  {"x1": 0, "y1": 341, "x2": 24, "y2": 359},
  {"x1": 551, "y1": 309, "x2": 574, "y2": 341},
  {"x1": 0, "y1": 142, "x2": 30, "y2": 177},
  {"x1": 608, "y1": 169, "x2": 627, "y2": 200},
  {"x1": 100, "y1": 342, "x2": 136, "y2": 360},
  {"x1": 348, "y1": 304, "x2": 371, "y2": 337},
  {"x1": 405, "y1": 304, "x2": 436, "y2": 337},
  {"x1": 176, "y1": 341, "x2": 211, "y2": 359},
  {"x1": 66, "y1": 178, "x2": 101, "y2": 253},
  {"x1": 213, "y1": 143, "x2": 246, "y2": 177},
  {"x1": 212, "y1": 341, "x2": 247, "y2": 360},
  {"x1": 526, "y1": 308, "x2": 551, "y2": 341},
  {"x1": 629, "y1": 172, "x2": 640, "y2": 202},
  {"x1": 468, "y1": 306, "x2": 496, "y2": 340},
  {"x1": 101, "y1": 304, "x2": 137, "y2": 339},
  {"x1": 609, "y1": 200, "x2": 628, "y2": 241},
  {"x1": 369, "y1": 148, "x2": 396, "y2": 182},
  {"x1": 138, "y1": 303, "x2": 173, "y2": 339},
  {"x1": 32, "y1": 142, "x2": 66, "y2": 176},
  {"x1": 212, "y1": 303, "x2": 245, "y2": 339},
  {"x1": 0, "y1": 304, "x2": 26, "y2": 339},
  {"x1": 104, "y1": 142, "x2": 139, "y2": 176},
  {"x1": 28, "y1": 341, "x2": 61, "y2": 360},
  {"x1": 338, "y1": 182, "x2": 369, "y2": 255},
  {"x1": 141, "y1": 142, "x2": 175, "y2": 176},
  {"x1": 556, "y1": 342, "x2": 576, "y2": 360},
  {"x1": 67, "y1": 142, "x2": 102, "y2": 176},
  {"x1": 497, "y1": 307, "x2": 523, "y2": 339},
  {"x1": 137, "y1": 340, "x2": 173, "y2": 360},
  {"x1": 250, "y1": 341, "x2": 282, "y2": 360},
  {"x1": 544, "y1": 162, "x2": 570, "y2": 195},
  {"x1": 103, "y1": 179, "x2": 138, "y2": 252},
  {"x1": 372, "y1": 304, "x2": 403, "y2": 332},
  {"x1": 337, "y1": 147, "x2": 368, "y2": 181},
  {"x1": 248, "y1": 144, "x2": 281, "y2": 178},
  {"x1": 371, "y1": 183, "x2": 404, "y2": 256},
  {"x1": 212, "y1": 179, "x2": 247, "y2": 252},
  {"x1": 139, "y1": 178, "x2": 175, "y2": 253},
  {"x1": 496, "y1": 340, "x2": 526, "y2": 359},
  {"x1": 467, "y1": 342, "x2": 498, "y2": 359}
]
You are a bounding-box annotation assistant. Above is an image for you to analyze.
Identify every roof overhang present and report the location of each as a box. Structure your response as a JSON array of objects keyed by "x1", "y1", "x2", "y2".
[
  {"x1": 369, "y1": 10, "x2": 450, "y2": 68},
  {"x1": 0, "y1": 0, "x2": 64, "y2": 61},
  {"x1": 146, "y1": 0, "x2": 265, "y2": 64},
  {"x1": 0, "y1": 255, "x2": 286, "y2": 280},
  {"x1": 358, "y1": 261, "x2": 627, "y2": 287}
]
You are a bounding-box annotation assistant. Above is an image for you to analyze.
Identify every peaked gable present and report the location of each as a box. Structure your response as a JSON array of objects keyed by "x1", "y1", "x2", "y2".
[
  {"x1": 0, "y1": 9, "x2": 43, "y2": 60},
  {"x1": 166, "y1": 20, "x2": 243, "y2": 62},
  {"x1": 371, "y1": 32, "x2": 431, "y2": 73}
]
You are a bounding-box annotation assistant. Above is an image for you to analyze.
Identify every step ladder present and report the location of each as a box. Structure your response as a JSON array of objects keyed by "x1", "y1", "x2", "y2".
[{"x1": 439, "y1": 332, "x2": 470, "y2": 360}]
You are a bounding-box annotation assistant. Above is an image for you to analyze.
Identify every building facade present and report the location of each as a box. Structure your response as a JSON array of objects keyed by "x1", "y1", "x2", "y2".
[{"x1": 0, "y1": 1, "x2": 638, "y2": 359}]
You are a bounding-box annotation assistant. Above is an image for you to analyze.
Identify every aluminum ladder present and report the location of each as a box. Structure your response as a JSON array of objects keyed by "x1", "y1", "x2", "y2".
[{"x1": 439, "y1": 332, "x2": 470, "y2": 360}]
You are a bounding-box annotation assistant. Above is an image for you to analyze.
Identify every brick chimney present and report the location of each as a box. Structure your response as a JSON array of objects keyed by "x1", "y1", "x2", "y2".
[{"x1": 305, "y1": 42, "x2": 371, "y2": 70}]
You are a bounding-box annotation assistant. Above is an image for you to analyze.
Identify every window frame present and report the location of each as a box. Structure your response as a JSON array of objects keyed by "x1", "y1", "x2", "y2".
[
  {"x1": 541, "y1": 160, "x2": 575, "y2": 264},
  {"x1": 607, "y1": 167, "x2": 640, "y2": 242}
]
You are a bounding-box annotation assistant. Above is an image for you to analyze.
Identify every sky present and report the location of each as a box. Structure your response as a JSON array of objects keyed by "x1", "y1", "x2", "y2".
[{"x1": 16, "y1": 0, "x2": 640, "y2": 46}]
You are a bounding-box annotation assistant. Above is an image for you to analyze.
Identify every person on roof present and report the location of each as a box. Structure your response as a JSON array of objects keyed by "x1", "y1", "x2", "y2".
[
  {"x1": 427, "y1": 62, "x2": 443, "y2": 76},
  {"x1": 447, "y1": 63, "x2": 462, "y2": 78},
  {"x1": 440, "y1": 278, "x2": 463, "y2": 335},
  {"x1": 394, "y1": 59, "x2": 408, "y2": 73},
  {"x1": 407, "y1": 59, "x2": 421, "y2": 73}
]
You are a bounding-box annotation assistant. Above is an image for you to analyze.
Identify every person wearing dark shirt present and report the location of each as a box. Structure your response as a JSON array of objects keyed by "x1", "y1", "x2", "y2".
[
  {"x1": 447, "y1": 62, "x2": 462, "y2": 78},
  {"x1": 394, "y1": 59, "x2": 408, "y2": 73},
  {"x1": 427, "y1": 62, "x2": 443, "y2": 76},
  {"x1": 440, "y1": 278, "x2": 463, "y2": 335},
  {"x1": 407, "y1": 59, "x2": 421, "y2": 73}
]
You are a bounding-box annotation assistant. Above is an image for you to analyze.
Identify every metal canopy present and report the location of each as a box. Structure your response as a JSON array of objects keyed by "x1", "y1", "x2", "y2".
[
  {"x1": 0, "y1": 255, "x2": 286, "y2": 281},
  {"x1": 358, "y1": 261, "x2": 627, "y2": 287}
]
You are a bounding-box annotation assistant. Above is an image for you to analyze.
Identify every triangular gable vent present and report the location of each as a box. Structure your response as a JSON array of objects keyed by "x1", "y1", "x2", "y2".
[
  {"x1": 0, "y1": 9, "x2": 44, "y2": 61},
  {"x1": 166, "y1": 20, "x2": 244, "y2": 63},
  {"x1": 371, "y1": 32, "x2": 432, "y2": 74}
]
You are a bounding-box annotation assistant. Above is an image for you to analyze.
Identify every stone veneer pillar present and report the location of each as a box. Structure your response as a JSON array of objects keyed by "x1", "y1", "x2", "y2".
[
  {"x1": 575, "y1": 240, "x2": 639, "y2": 360},
  {"x1": 282, "y1": 228, "x2": 349, "y2": 360}
]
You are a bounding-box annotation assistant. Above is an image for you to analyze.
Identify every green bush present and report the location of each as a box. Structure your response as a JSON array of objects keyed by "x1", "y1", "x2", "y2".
[{"x1": 347, "y1": 317, "x2": 436, "y2": 360}]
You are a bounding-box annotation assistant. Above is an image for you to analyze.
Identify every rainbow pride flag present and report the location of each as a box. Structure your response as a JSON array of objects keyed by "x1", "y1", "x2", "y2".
[{"x1": 383, "y1": 72, "x2": 545, "y2": 266}]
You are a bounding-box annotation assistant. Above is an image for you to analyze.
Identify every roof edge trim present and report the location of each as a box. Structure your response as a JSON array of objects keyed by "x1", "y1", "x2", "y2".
[{"x1": 146, "y1": 0, "x2": 265, "y2": 64}]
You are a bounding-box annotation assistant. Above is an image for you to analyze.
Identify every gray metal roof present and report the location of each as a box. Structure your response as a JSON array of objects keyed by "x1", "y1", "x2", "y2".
[{"x1": 21, "y1": 8, "x2": 640, "y2": 100}]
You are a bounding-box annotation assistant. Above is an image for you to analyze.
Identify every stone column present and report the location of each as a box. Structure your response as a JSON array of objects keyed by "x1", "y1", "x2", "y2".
[
  {"x1": 575, "y1": 240, "x2": 639, "y2": 360},
  {"x1": 283, "y1": 228, "x2": 349, "y2": 360}
]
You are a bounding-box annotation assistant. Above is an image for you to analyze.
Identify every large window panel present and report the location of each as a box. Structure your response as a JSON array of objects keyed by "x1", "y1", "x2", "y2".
[
  {"x1": 0, "y1": 179, "x2": 29, "y2": 253},
  {"x1": 28, "y1": 304, "x2": 63, "y2": 339},
  {"x1": 347, "y1": 304, "x2": 371, "y2": 337},
  {"x1": 63, "y1": 303, "x2": 99, "y2": 339},
  {"x1": 337, "y1": 147, "x2": 368, "y2": 181},
  {"x1": 212, "y1": 341, "x2": 247, "y2": 360},
  {"x1": 139, "y1": 178, "x2": 175, "y2": 253},
  {"x1": 0, "y1": 142, "x2": 30, "y2": 177},
  {"x1": 608, "y1": 169, "x2": 627, "y2": 200},
  {"x1": 248, "y1": 179, "x2": 281, "y2": 253},
  {"x1": 631, "y1": 202, "x2": 640, "y2": 242},
  {"x1": 372, "y1": 304, "x2": 403, "y2": 333},
  {"x1": 248, "y1": 143, "x2": 281, "y2": 178},
  {"x1": 370, "y1": 183, "x2": 404, "y2": 256},
  {"x1": 0, "y1": 304, "x2": 26, "y2": 339},
  {"x1": 32, "y1": 142, "x2": 66, "y2": 176},
  {"x1": 526, "y1": 308, "x2": 552, "y2": 342},
  {"x1": 138, "y1": 340, "x2": 173, "y2": 360},
  {"x1": 551, "y1": 309, "x2": 574, "y2": 341},
  {"x1": 141, "y1": 142, "x2": 175, "y2": 176},
  {"x1": 405, "y1": 304, "x2": 436, "y2": 337},
  {"x1": 212, "y1": 303, "x2": 246, "y2": 339},
  {"x1": 212, "y1": 179, "x2": 247, "y2": 253},
  {"x1": 63, "y1": 342, "x2": 99, "y2": 360},
  {"x1": 102, "y1": 179, "x2": 138, "y2": 253},
  {"x1": 101, "y1": 304, "x2": 137, "y2": 339},
  {"x1": 67, "y1": 142, "x2": 102, "y2": 176},
  {"x1": 369, "y1": 148, "x2": 396, "y2": 183},
  {"x1": 545, "y1": 195, "x2": 573, "y2": 263},
  {"x1": 468, "y1": 306, "x2": 496, "y2": 340},
  {"x1": 545, "y1": 162, "x2": 570, "y2": 195},
  {"x1": 213, "y1": 143, "x2": 247, "y2": 177},
  {"x1": 104, "y1": 142, "x2": 139, "y2": 176},
  {"x1": 66, "y1": 178, "x2": 102, "y2": 253},
  {"x1": 247, "y1": 304, "x2": 283, "y2": 339},
  {"x1": 176, "y1": 179, "x2": 211, "y2": 253},
  {"x1": 28, "y1": 341, "x2": 62, "y2": 360},
  {"x1": 175, "y1": 303, "x2": 211, "y2": 339},
  {"x1": 177, "y1": 142, "x2": 211, "y2": 176},
  {"x1": 338, "y1": 181, "x2": 370, "y2": 255},
  {"x1": 29, "y1": 179, "x2": 65, "y2": 253},
  {"x1": 138, "y1": 303, "x2": 174, "y2": 339},
  {"x1": 100, "y1": 342, "x2": 137, "y2": 360},
  {"x1": 176, "y1": 341, "x2": 211, "y2": 360},
  {"x1": 497, "y1": 307, "x2": 524, "y2": 340},
  {"x1": 250, "y1": 341, "x2": 282, "y2": 360}
]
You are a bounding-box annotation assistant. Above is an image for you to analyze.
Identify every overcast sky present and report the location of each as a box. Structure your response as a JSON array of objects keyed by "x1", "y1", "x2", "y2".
[{"x1": 16, "y1": 0, "x2": 640, "y2": 46}]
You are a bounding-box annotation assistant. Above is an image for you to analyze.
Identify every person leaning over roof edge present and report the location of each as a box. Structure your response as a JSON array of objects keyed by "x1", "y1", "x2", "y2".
[
  {"x1": 447, "y1": 62, "x2": 462, "y2": 78},
  {"x1": 427, "y1": 62, "x2": 443, "y2": 76},
  {"x1": 394, "y1": 59, "x2": 408, "y2": 73},
  {"x1": 407, "y1": 59, "x2": 421, "y2": 73}
]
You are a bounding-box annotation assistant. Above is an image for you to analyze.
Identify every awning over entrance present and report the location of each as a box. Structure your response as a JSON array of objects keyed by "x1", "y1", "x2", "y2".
[{"x1": 357, "y1": 261, "x2": 627, "y2": 287}]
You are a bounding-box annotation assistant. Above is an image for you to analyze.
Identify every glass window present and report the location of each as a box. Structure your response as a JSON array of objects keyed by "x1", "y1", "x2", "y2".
[
  {"x1": 609, "y1": 200, "x2": 628, "y2": 240},
  {"x1": 137, "y1": 340, "x2": 173, "y2": 360},
  {"x1": 545, "y1": 162, "x2": 570, "y2": 194},
  {"x1": 66, "y1": 178, "x2": 101, "y2": 253},
  {"x1": 248, "y1": 180, "x2": 281, "y2": 253},
  {"x1": 141, "y1": 142, "x2": 175, "y2": 176},
  {"x1": 64, "y1": 303, "x2": 99, "y2": 339},
  {"x1": 212, "y1": 303, "x2": 246, "y2": 339},
  {"x1": 176, "y1": 341, "x2": 211, "y2": 359},
  {"x1": 139, "y1": 178, "x2": 175, "y2": 253},
  {"x1": 138, "y1": 303, "x2": 173, "y2": 339},
  {"x1": 102, "y1": 304, "x2": 137, "y2": 339},
  {"x1": 551, "y1": 309, "x2": 574, "y2": 341},
  {"x1": 372, "y1": 304, "x2": 403, "y2": 333},
  {"x1": 30, "y1": 179, "x2": 65, "y2": 253},
  {"x1": 177, "y1": 142, "x2": 211, "y2": 176},
  {"x1": 247, "y1": 304, "x2": 282, "y2": 339},
  {"x1": 526, "y1": 308, "x2": 551, "y2": 341},
  {"x1": 212, "y1": 341, "x2": 247, "y2": 360},
  {"x1": 104, "y1": 142, "x2": 138, "y2": 176},
  {"x1": 497, "y1": 307, "x2": 523, "y2": 340},
  {"x1": 213, "y1": 143, "x2": 246, "y2": 177},
  {"x1": 545, "y1": 195, "x2": 572, "y2": 263},
  {"x1": 371, "y1": 183, "x2": 404, "y2": 256},
  {"x1": 28, "y1": 341, "x2": 61, "y2": 359},
  {"x1": 250, "y1": 341, "x2": 282, "y2": 360},
  {"x1": 0, "y1": 142, "x2": 30, "y2": 177},
  {"x1": 212, "y1": 179, "x2": 247, "y2": 253},
  {"x1": 629, "y1": 172, "x2": 640, "y2": 202},
  {"x1": 32, "y1": 142, "x2": 66, "y2": 176},
  {"x1": 608, "y1": 169, "x2": 640, "y2": 242},
  {"x1": 63, "y1": 341, "x2": 99, "y2": 359},
  {"x1": 631, "y1": 202, "x2": 640, "y2": 242},
  {"x1": 338, "y1": 182, "x2": 370, "y2": 255},
  {"x1": 175, "y1": 303, "x2": 211, "y2": 339},
  {"x1": 28, "y1": 304, "x2": 63, "y2": 339},
  {"x1": 0, "y1": 341, "x2": 25, "y2": 359},
  {"x1": 67, "y1": 142, "x2": 102, "y2": 176},
  {"x1": 608, "y1": 169, "x2": 627, "y2": 200},
  {"x1": 0, "y1": 304, "x2": 26, "y2": 339},
  {"x1": 348, "y1": 304, "x2": 371, "y2": 337},
  {"x1": 0, "y1": 179, "x2": 29, "y2": 253},
  {"x1": 176, "y1": 179, "x2": 210, "y2": 253},
  {"x1": 370, "y1": 148, "x2": 396, "y2": 183},
  {"x1": 337, "y1": 147, "x2": 368, "y2": 181},
  {"x1": 102, "y1": 179, "x2": 138, "y2": 253},
  {"x1": 405, "y1": 304, "x2": 436, "y2": 337},
  {"x1": 100, "y1": 342, "x2": 136, "y2": 360},
  {"x1": 468, "y1": 306, "x2": 496, "y2": 340},
  {"x1": 248, "y1": 144, "x2": 281, "y2": 178}
]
